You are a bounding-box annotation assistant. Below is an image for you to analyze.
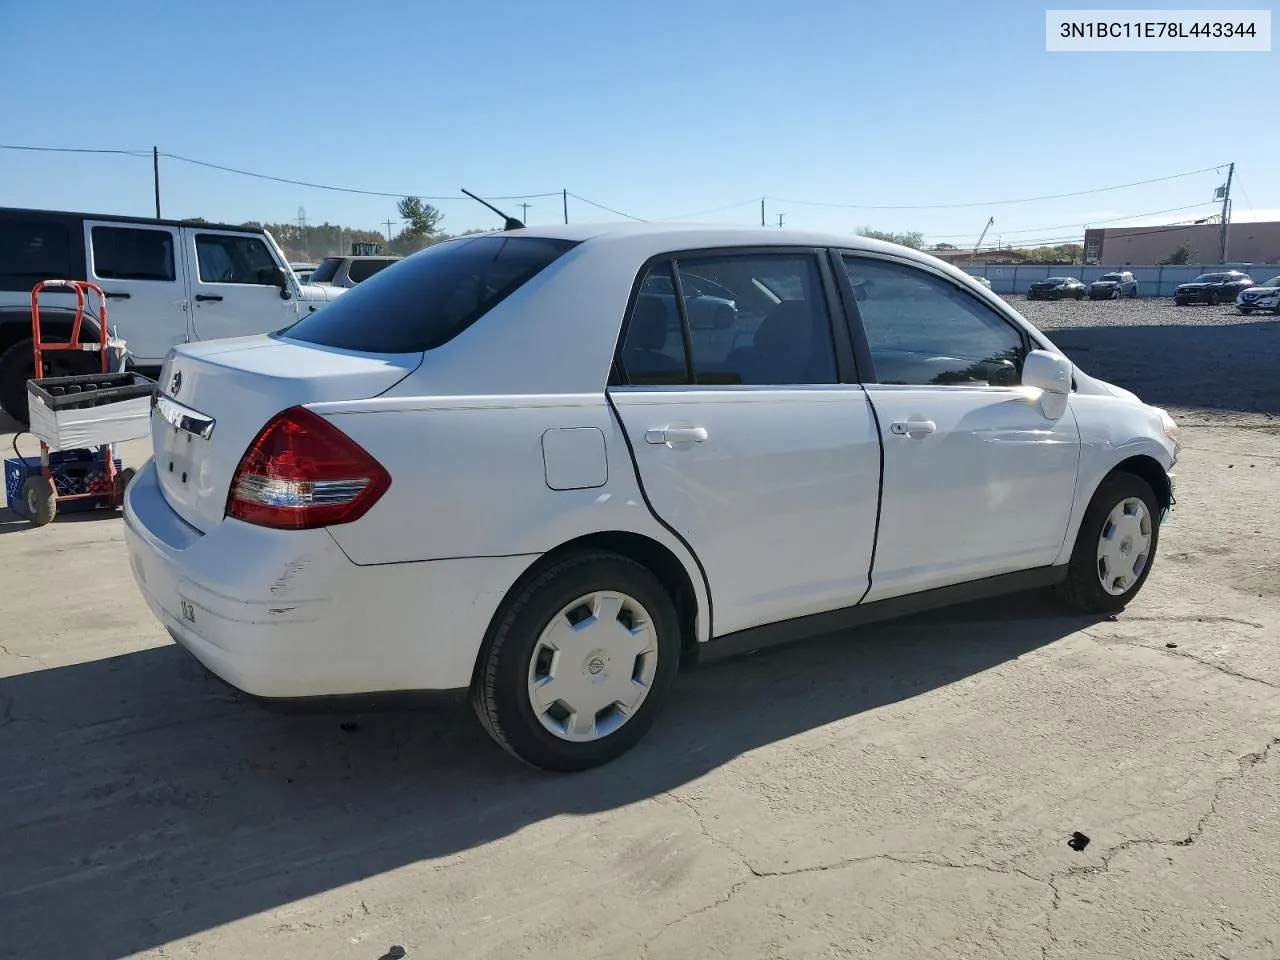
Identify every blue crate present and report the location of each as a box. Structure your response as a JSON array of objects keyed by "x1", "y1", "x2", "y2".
[{"x1": 4, "y1": 448, "x2": 123, "y2": 516}]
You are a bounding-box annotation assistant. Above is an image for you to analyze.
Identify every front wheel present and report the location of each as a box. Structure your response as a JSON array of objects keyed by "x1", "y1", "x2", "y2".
[
  {"x1": 471, "y1": 551, "x2": 682, "y2": 771},
  {"x1": 1208, "y1": 291, "x2": 1221, "y2": 306},
  {"x1": 1239, "y1": 307, "x2": 1254, "y2": 315},
  {"x1": 1056, "y1": 471, "x2": 1161, "y2": 614}
]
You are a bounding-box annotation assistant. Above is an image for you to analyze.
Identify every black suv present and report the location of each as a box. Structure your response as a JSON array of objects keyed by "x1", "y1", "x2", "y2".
[
  {"x1": 1173, "y1": 271, "x2": 1254, "y2": 306},
  {"x1": 1026, "y1": 277, "x2": 1087, "y2": 301}
]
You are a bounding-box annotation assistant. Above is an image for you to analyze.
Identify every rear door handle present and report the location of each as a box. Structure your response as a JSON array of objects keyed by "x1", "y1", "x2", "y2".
[
  {"x1": 645, "y1": 425, "x2": 708, "y2": 445},
  {"x1": 194, "y1": 294, "x2": 223, "y2": 302},
  {"x1": 105, "y1": 291, "x2": 131, "y2": 300},
  {"x1": 890, "y1": 419, "x2": 936, "y2": 437}
]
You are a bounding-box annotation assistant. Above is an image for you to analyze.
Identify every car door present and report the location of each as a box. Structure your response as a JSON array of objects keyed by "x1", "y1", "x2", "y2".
[
  {"x1": 838, "y1": 253, "x2": 1081, "y2": 602},
  {"x1": 182, "y1": 228, "x2": 299, "y2": 341},
  {"x1": 83, "y1": 221, "x2": 188, "y2": 363},
  {"x1": 608, "y1": 251, "x2": 882, "y2": 637}
]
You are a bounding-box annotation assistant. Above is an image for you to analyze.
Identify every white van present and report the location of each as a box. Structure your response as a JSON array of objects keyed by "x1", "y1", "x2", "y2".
[{"x1": 0, "y1": 207, "x2": 346, "y2": 423}]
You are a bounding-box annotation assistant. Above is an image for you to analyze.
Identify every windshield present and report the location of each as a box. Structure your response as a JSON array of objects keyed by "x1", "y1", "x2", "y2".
[
  {"x1": 281, "y1": 235, "x2": 578, "y2": 353},
  {"x1": 1263, "y1": 276, "x2": 1280, "y2": 287},
  {"x1": 1191, "y1": 274, "x2": 1225, "y2": 282},
  {"x1": 1099, "y1": 274, "x2": 1122, "y2": 282},
  {"x1": 309, "y1": 257, "x2": 342, "y2": 283}
]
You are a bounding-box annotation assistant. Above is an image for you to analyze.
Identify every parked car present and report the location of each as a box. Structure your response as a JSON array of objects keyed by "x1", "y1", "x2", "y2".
[
  {"x1": 1173, "y1": 271, "x2": 1254, "y2": 306},
  {"x1": 1235, "y1": 276, "x2": 1280, "y2": 314},
  {"x1": 308, "y1": 255, "x2": 402, "y2": 288},
  {"x1": 290, "y1": 262, "x2": 318, "y2": 284},
  {"x1": 1026, "y1": 277, "x2": 1087, "y2": 301},
  {"x1": 0, "y1": 207, "x2": 346, "y2": 424},
  {"x1": 124, "y1": 225, "x2": 1179, "y2": 771},
  {"x1": 641, "y1": 270, "x2": 738, "y2": 328},
  {"x1": 1088, "y1": 271, "x2": 1138, "y2": 300}
]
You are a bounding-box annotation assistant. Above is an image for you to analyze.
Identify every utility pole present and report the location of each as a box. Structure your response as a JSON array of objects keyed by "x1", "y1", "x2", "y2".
[
  {"x1": 1219, "y1": 162, "x2": 1234, "y2": 263},
  {"x1": 383, "y1": 219, "x2": 395, "y2": 241},
  {"x1": 152, "y1": 146, "x2": 161, "y2": 218},
  {"x1": 563, "y1": 189, "x2": 568, "y2": 224},
  {"x1": 761, "y1": 198, "x2": 766, "y2": 227},
  {"x1": 518, "y1": 202, "x2": 531, "y2": 223},
  {"x1": 777, "y1": 213, "x2": 785, "y2": 229}
]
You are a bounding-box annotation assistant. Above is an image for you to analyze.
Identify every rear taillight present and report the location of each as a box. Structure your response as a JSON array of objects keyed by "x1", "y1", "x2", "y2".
[{"x1": 227, "y1": 406, "x2": 391, "y2": 530}]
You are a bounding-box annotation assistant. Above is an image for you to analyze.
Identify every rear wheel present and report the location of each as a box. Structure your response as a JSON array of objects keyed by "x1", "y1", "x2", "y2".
[
  {"x1": 0, "y1": 338, "x2": 101, "y2": 426},
  {"x1": 1208, "y1": 290, "x2": 1221, "y2": 306},
  {"x1": 471, "y1": 551, "x2": 681, "y2": 771},
  {"x1": 21, "y1": 475, "x2": 56, "y2": 526},
  {"x1": 1056, "y1": 471, "x2": 1160, "y2": 614}
]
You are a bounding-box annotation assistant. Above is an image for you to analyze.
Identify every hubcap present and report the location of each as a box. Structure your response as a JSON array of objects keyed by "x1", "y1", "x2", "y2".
[
  {"x1": 526, "y1": 591, "x2": 659, "y2": 743},
  {"x1": 1096, "y1": 497, "x2": 1152, "y2": 596}
]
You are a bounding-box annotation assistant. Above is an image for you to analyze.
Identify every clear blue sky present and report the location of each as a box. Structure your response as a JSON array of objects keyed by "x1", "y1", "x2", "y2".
[{"x1": 0, "y1": 0, "x2": 1274, "y2": 247}]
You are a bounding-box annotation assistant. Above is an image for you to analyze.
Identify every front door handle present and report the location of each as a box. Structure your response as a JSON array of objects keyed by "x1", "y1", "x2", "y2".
[
  {"x1": 890, "y1": 419, "x2": 937, "y2": 437},
  {"x1": 194, "y1": 294, "x2": 223, "y2": 303},
  {"x1": 104, "y1": 291, "x2": 131, "y2": 300},
  {"x1": 645, "y1": 425, "x2": 708, "y2": 445}
]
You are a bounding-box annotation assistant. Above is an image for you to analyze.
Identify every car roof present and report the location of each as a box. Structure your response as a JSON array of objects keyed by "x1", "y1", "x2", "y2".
[{"x1": 465, "y1": 221, "x2": 985, "y2": 274}]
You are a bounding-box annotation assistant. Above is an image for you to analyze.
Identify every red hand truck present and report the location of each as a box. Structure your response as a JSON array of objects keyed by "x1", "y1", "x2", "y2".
[{"x1": 15, "y1": 280, "x2": 143, "y2": 525}]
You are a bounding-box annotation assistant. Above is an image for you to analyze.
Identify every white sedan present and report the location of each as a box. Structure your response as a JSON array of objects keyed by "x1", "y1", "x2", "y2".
[{"x1": 124, "y1": 224, "x2": 1180, "y2": 771}]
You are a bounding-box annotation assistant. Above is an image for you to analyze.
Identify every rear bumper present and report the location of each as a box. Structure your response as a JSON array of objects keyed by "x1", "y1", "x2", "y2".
[{"x1": 123, "y1": 459, "x2": 537, "y2": 698}]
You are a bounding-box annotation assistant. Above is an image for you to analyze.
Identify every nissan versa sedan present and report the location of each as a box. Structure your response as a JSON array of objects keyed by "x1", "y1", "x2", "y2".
[
  {"x1": 1236, "y1": 276, "x2": 1280, "y2": 314},
  {"x1": 1026, "y1": 277, "x2": 1087, "y2": 301},
  {"x1": 124, "y1": 224, "x2": 1180, "y2": 771}
]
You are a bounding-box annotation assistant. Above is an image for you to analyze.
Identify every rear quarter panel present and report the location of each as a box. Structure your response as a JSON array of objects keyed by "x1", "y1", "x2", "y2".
[{"x1": 310, "y1": 393, "x2": 712, "y2": 642}]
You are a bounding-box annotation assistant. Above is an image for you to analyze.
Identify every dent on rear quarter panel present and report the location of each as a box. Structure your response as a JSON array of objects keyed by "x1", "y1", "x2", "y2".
[{"x1": 313, "y1": 395, "x2": 712, "y2": 643}]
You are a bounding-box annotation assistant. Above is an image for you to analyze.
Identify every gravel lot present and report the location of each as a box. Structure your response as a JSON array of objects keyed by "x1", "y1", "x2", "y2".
[{"x1": 1, "y1": 298, "x2": 1278, "y2": 960}]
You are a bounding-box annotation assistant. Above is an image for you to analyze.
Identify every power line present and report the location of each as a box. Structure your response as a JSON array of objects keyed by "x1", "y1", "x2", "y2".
[
  {"x1": 161, "y1": 152, "x2": 561, "y2": 201},
  {"x1": 765, "y1": 165, "x2": 1226, "y2": 211},
  {"x1": 0, "y1": 143, "x2": 150, "y2": 157},
  {"x1": 657, "y1": 197, "x2": 763, "y2": 221},
  {"x1": 565, "y1": 192, "x2": 645, "y2": 221},
  {"x1": 928, "y1": 201, "x2": 1220, "y2": 241}
]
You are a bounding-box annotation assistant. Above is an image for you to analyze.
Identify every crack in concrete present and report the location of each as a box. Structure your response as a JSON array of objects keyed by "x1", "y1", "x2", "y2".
[
  {"x1": 1062, "y1": 737, "x2": 1279, "y2": 886},
  {"x1": 0, "y1": 642, "x2": 51, "y2": 667},
  {"x1": 1110, "y1": 615, "x2": 1265, "y2": 629},
  {"x1": 665, "y1": 738, "x2": 1278, "y2": 959},
  {"x1": 1085, "y1": 629, "x2": 1278, "y2": 689}
]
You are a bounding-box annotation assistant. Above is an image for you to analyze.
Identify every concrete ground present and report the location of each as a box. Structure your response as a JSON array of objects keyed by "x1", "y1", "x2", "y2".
[{"x1": 1, "y1": 300, "x2": 1277, "y2": 960}]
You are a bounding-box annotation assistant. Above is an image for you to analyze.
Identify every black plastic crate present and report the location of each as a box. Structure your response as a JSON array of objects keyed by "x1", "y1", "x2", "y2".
[{"x1": 27, "y1": 371, "x2": 156, "y2": 412}]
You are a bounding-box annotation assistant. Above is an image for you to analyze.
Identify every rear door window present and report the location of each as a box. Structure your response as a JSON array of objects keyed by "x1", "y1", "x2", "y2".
[
  {"x1": 282, "y1": 235, "x2": 578, "y2": 353},
  {"x1": 346, "y1": 258, "x2": 397, "y2": 283},
  {"x1": 91, "y1": 226, "x2": 176, "y2": 281}
]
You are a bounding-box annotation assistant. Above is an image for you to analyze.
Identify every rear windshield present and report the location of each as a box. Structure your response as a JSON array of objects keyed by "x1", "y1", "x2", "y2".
[
  {"x1": 281, "y1": 235, "x2": 578, "y2": 353},
  {"x1": 310, "y1": 258, "x2": 342, "y2": 283}
]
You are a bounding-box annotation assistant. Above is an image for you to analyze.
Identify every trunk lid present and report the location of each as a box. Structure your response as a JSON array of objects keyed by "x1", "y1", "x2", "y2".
[{"x1": 152, "y1": 335, "x2": 420, "y2": 532}]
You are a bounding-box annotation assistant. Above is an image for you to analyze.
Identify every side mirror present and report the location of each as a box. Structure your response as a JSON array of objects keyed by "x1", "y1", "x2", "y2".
[
  {"x1": 258, "y1": 266, "x2": 292, "y2": 299},
  {"x1": 1022, "y1": 349, "x2": 1072, "y2": 420}
]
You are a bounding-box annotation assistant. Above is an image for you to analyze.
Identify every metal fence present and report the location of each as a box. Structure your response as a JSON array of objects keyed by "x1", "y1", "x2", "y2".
[{"x1": 961, "y1": 263, "x2": 1279, "y2": 298}]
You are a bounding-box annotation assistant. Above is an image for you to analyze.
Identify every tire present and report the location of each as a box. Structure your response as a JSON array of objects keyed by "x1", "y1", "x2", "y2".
[
  {"x1": 470, "y1": 551, "x2": 682, "y2": 771},
  {"x1": 1239, "y1": 307, "x2": 1253, "y2": 315},
  {"x1": 1174, "y1": 299, "x2": 1187, "y2": 306},
  {"x1": 1076, "y1": 291, "x2": 1085, "y2": 301},
  {"x1": 1056, "y1": 471, "x2": 1161, "y2": 614},
  {"x1": 0, "y1": 338, "x2": 100, "y2": 427},
  {"x1": 113, "y1": 467, "x2": 137, "y2": 505},
  {"x1": 1208, "y1": 291, "x2": 1220, "y2": 306},
  {"x1": 21, "y1": 475, "x2": 57, "y2": 526}
]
